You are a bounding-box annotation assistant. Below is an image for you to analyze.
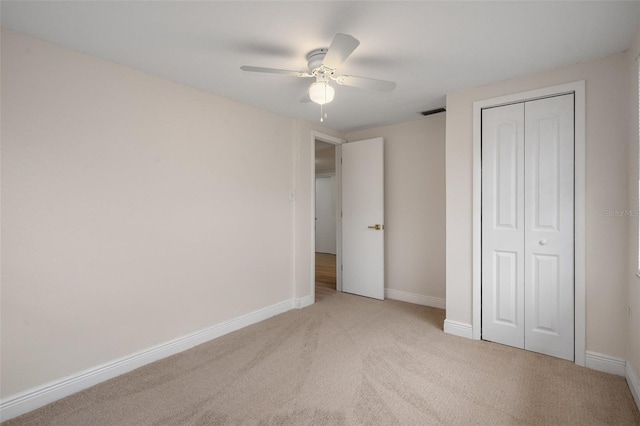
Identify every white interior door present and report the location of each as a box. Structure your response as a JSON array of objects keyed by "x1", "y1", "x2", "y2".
[
  {"x1": 342, "y1": 137, "x2": 384, "y2": 300},
  {"x1": 315, "y1": 175, "x2": 337, "y2": 254},
  {"x1": 481, "y1": 94, "x2": 574, "y2": 361},
  {"x1": 524, "y1": 95, "x2": 574, "y2": 360},
  {"x1": 481, "y1": 103, "x2": 526, "y2": 348}
]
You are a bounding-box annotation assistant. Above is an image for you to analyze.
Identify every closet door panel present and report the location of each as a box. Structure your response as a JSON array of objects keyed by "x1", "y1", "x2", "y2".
[
  {"x1": 524, "y1": 94, "x2": 574, "y2": 361},
  {"x1": 481, "y1": 103, "x2": 525, "y2": 348}
]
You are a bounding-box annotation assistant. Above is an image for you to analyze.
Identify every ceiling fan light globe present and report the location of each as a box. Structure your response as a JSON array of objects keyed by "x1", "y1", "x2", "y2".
[{"x1": 308, "y1": 82, "x2": 335, "y2": 105}]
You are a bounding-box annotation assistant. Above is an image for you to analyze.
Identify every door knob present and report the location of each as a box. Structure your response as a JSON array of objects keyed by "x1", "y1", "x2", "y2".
[
  {"x1": 368, "y1": 224, "x2": 383, "y2": 230},
  {"x1": 539, "y1": 239, "x2": 548, "y2": 245}
]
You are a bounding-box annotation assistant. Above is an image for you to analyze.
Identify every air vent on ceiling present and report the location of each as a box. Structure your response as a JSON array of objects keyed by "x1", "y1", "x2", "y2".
[{"x1": 420, "y1": 107, "x2": 446, "y2": 116}]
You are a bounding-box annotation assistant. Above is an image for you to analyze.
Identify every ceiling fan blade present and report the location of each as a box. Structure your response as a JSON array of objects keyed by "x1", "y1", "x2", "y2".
[
  {"x1": 240, "y1": 66, "x2": 312, "y2": 77},
  {"x1": 322, "y1": 33, "x2": 360, "y2": 69},
  {"x1": 336, "y1": 75, "x2": 397, "y2": 92}
]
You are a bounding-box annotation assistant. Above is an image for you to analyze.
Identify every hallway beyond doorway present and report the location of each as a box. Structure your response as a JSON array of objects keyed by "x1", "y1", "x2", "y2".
[{"x1": 315, "y1": 252, "x2": 337, "y2": 302}]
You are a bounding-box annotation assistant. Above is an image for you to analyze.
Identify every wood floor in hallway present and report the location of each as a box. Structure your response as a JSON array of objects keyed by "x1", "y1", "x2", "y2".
[{"x1": 315, "y1": 252, "x2": 337, "y2": 302}]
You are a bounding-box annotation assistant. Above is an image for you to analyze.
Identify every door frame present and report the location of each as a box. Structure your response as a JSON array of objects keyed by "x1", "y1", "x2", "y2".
[
  {"x1": 471, "y1": 81, "x2": 586, "y2": 366},
  {"x1": 311, "y1": 131, "x2": 345, "y2": 302}
]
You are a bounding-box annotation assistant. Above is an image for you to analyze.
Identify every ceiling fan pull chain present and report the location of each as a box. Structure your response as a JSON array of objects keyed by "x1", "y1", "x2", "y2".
[
  {"x1": 319, "y1": 83, "x2": 329, "y2": 122},
  {"x1": 320, "y1": 105, "x2": 328, "y2": 123}
]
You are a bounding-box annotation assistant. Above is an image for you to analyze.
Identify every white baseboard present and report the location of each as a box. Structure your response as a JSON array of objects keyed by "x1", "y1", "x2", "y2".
[
  {"x1": 384, "y1": 288, "x2": 445, "y2": 309},
  {"x1": 585, "y1": 351, "x2": 626, "y2": 376},
  {"x1": 0, "y1": 299, "x2": 294, "y2": 422},
  {"x1": 293, "y1": 294, "x2": 314, "y2": 309},
  {"x1": 627, "y1": 362, "x2": 640, "y2": 412},
  {"x1": 443, "y1": 319, "x2": 473, "y2": 339}
]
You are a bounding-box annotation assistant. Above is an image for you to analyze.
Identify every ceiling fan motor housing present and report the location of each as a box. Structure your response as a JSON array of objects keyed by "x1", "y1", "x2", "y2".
[{"x1": 306, "y1": 48, "x2": 329, "y2": 72}]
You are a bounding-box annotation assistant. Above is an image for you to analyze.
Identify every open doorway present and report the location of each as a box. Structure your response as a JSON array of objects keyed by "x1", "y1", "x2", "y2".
[{"x1": 315, "y1": 140, "x2": 338, "y2": 301}]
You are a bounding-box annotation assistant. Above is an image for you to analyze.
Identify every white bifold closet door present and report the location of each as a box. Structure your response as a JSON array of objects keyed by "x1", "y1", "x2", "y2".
[{"x1": 481, "y1": 94, "x2": 574, "y2": 361}]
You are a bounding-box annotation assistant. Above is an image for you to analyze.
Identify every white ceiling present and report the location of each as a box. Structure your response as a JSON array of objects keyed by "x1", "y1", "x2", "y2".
[{"x1": 2, "y1": 1, "x2": 639, "y2": 132}]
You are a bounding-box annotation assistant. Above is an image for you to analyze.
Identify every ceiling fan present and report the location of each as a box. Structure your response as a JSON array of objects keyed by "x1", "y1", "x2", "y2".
[{"x1": 240, "y1": 33, "x2": 396, "y2": 119}]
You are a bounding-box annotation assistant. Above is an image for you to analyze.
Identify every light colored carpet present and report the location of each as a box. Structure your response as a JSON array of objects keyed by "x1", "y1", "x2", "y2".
[{"x1": 5, "y1": 293, "x2": 640, "y2": 425}]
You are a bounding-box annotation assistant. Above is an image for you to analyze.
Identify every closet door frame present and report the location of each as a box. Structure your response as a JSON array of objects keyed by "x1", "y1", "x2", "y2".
[{"x1": 471, "y1": 81, "x2": 586, "y2": 367}]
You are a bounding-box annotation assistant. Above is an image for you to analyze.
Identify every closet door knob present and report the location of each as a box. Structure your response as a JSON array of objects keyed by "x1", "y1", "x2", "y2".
[{"x1": 539, "y1": 239, "x2": 548, "y2": 245}]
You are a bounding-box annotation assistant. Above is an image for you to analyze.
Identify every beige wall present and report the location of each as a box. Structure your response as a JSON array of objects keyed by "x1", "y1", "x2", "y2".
[
  {"x1": 347, "y1": 115, "x2": 446, "y2": 301},
  {"x1": 0, "y1": 29, "x2": 316, "y2": 397},
  {"x1": 0, "y1": 28, "x2": 349, "y2": 398},
  {"x1": 626, "y1": 25, "x2": 640, "y2": 379},
  {"x1": 445, "y1": 52, "x2": 630, "y2": 358}
]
